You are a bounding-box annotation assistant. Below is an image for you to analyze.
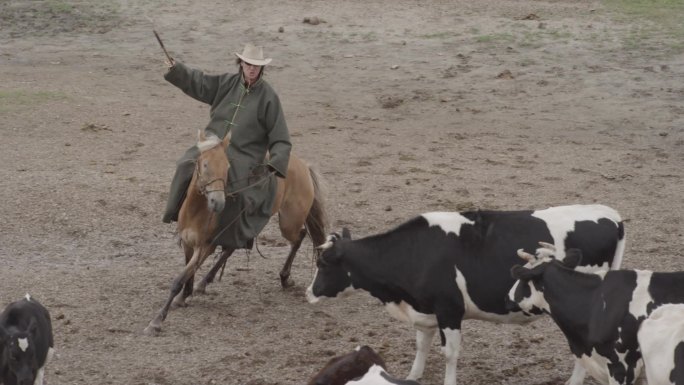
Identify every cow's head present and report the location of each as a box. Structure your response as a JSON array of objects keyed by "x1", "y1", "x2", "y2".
[
  {"x1": 0, "y1": 320, "x2": 41, "y2": 385},
  {"x1": 507, "y1": 243, "x2": 582, "y2": 316},
  {"x1": 306, "y1": 228, "x2": 355, "y2": 303}
]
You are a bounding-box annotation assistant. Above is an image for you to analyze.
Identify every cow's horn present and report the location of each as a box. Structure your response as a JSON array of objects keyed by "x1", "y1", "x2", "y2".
[
  {"x1": 317, "y1": 240, "x2": 334, "y2": 250},
  {"x1": 517, "y1": 249, "x2": 536, "y2": 262},
  {"x1": 538, "y1": 241, "x2": 556, "y2": 251}
]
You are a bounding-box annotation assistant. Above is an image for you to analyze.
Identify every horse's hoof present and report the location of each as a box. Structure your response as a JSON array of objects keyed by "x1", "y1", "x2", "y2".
[
  {"x1": 143, "y1": 324, "x2": 161, "y2": 337},
  {"x1": 194, "y1": 283, "x2": 207, "y2": 295},
  {"x1": 171, "y1": 297, "x2": 188, "y2": 309},
  {"x1": 280, "y1": 277, "x2": 295, "y2": 289}
]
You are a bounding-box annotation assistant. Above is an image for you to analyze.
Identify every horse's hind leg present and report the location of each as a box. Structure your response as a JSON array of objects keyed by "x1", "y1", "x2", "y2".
[
  {"x1": 279, "y1": 228, "x2": 307, "y2": 288},
  {"x1": 195, "y1": 247, "x2": 235, "y2": 294}
]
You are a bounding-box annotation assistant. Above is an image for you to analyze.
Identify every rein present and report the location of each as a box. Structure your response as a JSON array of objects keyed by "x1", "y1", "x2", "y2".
[
  {"x1": 225, "y1": 170, "x2": 275, "y2": 197},
  {"x1": 208, "y1": 170, "x2": 275, "y2": 247},
  {"x1": 195, "y1": 158, "x2": 275, "y2": 197},
  {"x1": 194, "y1": 151, "x2": 276, "y2": 247}
]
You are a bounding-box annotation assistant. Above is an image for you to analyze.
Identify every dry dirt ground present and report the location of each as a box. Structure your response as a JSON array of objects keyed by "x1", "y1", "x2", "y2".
[{"x1": 1, "y1": 0, "x2": 684, "y2": 384}]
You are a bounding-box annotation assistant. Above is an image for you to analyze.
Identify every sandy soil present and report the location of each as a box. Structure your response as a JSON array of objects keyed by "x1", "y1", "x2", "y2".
[{"x1": 1, "y1": 0, "x2": 683, "y2": 384}]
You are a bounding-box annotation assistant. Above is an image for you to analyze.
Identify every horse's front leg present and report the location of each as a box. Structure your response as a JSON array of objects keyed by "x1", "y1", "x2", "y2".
[
  {"x1": 144, "y1": 248, "x2": 202, "y2": 336},
  {"x1": 172, "y1": 243, "x2": 195, "y2": 308},
  {"x1": 279, "y1": 228, "x2": 307, "y2": 288},
  {"x1": 195, "y1": 247, "x2": 235, "y2": 294}
]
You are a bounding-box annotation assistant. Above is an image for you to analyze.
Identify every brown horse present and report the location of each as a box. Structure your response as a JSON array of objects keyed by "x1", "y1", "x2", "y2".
[{"x1": 144, "y1": 131, "x2": 327, "y2": 335}]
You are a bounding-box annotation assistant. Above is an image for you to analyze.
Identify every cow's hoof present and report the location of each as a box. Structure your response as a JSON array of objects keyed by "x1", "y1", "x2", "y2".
[{"x1": 143, "y1": 324, "x2": 161, "y2": 337}]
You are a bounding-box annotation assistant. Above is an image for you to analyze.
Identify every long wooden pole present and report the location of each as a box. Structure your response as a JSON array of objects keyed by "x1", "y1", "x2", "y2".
[{"x1": 153, "y1": 29, "x2": 174, "y2": 64}]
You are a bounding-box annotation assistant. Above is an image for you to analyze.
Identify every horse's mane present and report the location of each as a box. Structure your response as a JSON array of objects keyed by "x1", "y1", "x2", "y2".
[{"x1": 197, "y1": 135, "x2": 222, "y2": 153}]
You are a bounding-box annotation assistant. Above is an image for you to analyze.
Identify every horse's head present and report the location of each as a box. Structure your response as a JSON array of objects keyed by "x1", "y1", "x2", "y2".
[{"x1": 195, "y1": 130, "x2": 230, "y2": 214}]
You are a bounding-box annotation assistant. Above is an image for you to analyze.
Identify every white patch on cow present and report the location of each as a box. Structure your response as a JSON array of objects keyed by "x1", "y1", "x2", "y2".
[
  {"x1": 306, "y1": 270, "x2": 357, "y2": 304},
  {"x1": 18, "y1": 337, "x2": 29, "y2": 352},
  {"x1": 639, "y1": 304, "x2": 684, "y2": 385},
  {"x1": 25, "y1": 293, "x2": 32, "y2": 301},
  {"x1": 578, "y1": 350, "x2": 611, "y2": 385},
  {"x1": 422, "y1": 212, "x2": 474, "y2": 236},
  {"x1": 34, "y1": 367, "x2": 45, "y2": 385},
  {"x1": 532, "y1": 204, "x2": 621, "y2": 261},
  {"x1": 305, "y1": 271, "x2": 321, "y2": 303},
  {"x1": 408, "y1": 327, "x2": 436, "y2": 381},
  {"x1": 345, "y1": 364, "x2": 388, "y2": 385},
  {"x1": 515, "y1": 281, "x2": 550, "y2": 314},
  {"x1": 33, "y1": 347, "x2": 55, "y2": 385},
  {"x1": 592, "y1": 269, "x2": 609, "y2": 280},
  {"x1": 628, "y1": 270, "x2": 653, "y2": 318},
  {"x1": 442, "y1": 328, "x2": 462, "y2": 385},
  {"x1": 317, "y1": 236, "x2": 336, "y2": 250},
  {"x1": 574, "y1": 262, "x2": 610, "y2": 274},
  {"x1": 46, "y1": 347, "x2": 55, "y2": 364},
  {"x1": 566, "y1": 360, "x2": 587, "y2": 385},
  {"x1": 577, "y1": 347, "x2": 642, "y2": 385},
  {"x1": 385, "y1": 301, "x2": 437, "y2": 329}
]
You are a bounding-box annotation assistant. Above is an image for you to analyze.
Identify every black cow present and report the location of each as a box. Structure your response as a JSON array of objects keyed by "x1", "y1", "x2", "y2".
[
  {"x1": 509, "y1": 245, "x2": 684, "y2": 385},
  {"x1": 0, "y1": 295, "x2": 54, "y2": 385},
  {"x1": 306, "y1": 204, "x2": 625, "y2": 385}
]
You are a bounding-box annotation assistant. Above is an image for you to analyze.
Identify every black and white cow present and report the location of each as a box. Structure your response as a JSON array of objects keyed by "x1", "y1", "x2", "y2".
[
  {"x1": 0, "y1": 294, "x2": 54, "y2": 385},
  {"x1": 638, "y1": 304, "x2": 684, "y2": 385},
  {"x1": 306, "y1": 204, "x2": 625, "y2": 385},
  {"x1": 308, "y1": 345, "x2": 387, "y2": 385},
  {"x1": 509, "y1": 245, "x2": 684, "y2": 385}
]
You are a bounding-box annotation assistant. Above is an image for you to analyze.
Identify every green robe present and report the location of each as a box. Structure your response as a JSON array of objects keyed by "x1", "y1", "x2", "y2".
[{"x1": 164, "y1": 62, "x2": 292, "y2": 249}]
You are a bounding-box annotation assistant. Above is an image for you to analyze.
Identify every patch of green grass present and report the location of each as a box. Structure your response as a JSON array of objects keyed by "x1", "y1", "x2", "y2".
[
  {"x1": 342, "y1": 31, "x2": 378, "y2": 42},
  {"x1": 517, "y1": 29, "x2": 574, "y2": 48},
  {"x1": 605, "y1": 0, "x2": 684, "y2": 20},
  {"x1": 419, "y1": 31, "x2": 460, "y2": 39},
  {"x1": 2, "y1": 1, "x2": 121, "y2": 37},
  {"x1": 0, "y1": 90, "x2": 66, "y2": 112},
  {"x1": 604, "y1": 0, "x2": 684, "y2": 55},
  {"x1": 474, "y1": 33, "x2": 515, "y2": 44},
  {"x1": 398, "y1": 152, "x2": 416, "y2": 161},
  {"x1": 45, "y1": 0, "x2": 74, "y2": 14}
]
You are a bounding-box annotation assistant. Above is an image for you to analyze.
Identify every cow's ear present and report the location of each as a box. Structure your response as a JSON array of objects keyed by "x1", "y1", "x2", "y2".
[
  {"x1": 342, "y1": 227, "x2": 352, "y2": 240},
  {"x1": 564, "y1": 248, "x2": 583, "y2": 268},
  {"x1": 511, "y1": 265, "x2": 538, "y2": 280}
]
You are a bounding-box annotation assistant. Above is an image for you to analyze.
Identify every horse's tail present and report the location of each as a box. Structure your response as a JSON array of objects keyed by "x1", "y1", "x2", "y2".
[{"x1": 305, "y1": 166, "x2": 328, "y2": 251}]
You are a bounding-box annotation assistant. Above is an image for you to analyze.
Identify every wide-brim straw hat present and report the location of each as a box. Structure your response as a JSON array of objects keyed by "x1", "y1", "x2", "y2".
[{"x1": 234, "y1": 43, "x2": 272, "y2": 66}]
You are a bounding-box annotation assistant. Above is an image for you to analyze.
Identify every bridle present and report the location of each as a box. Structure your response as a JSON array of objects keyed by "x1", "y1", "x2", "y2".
[{"x1": 195, "y1": 157, "x2": 226, "y2": 196}]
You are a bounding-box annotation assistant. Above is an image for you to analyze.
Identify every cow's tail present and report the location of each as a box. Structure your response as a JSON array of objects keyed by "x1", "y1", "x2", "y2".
[
  {"x1": 305, "y1": 166, "x2": 328, "y2": 254},
  {"x1": 611, "y1": 221, "x2": 626, "y2": 270}
]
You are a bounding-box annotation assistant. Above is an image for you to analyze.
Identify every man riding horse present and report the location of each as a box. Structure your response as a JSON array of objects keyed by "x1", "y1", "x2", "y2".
[{"x1": 162, "y1": 43, "x2": 291, "y2": 250}]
